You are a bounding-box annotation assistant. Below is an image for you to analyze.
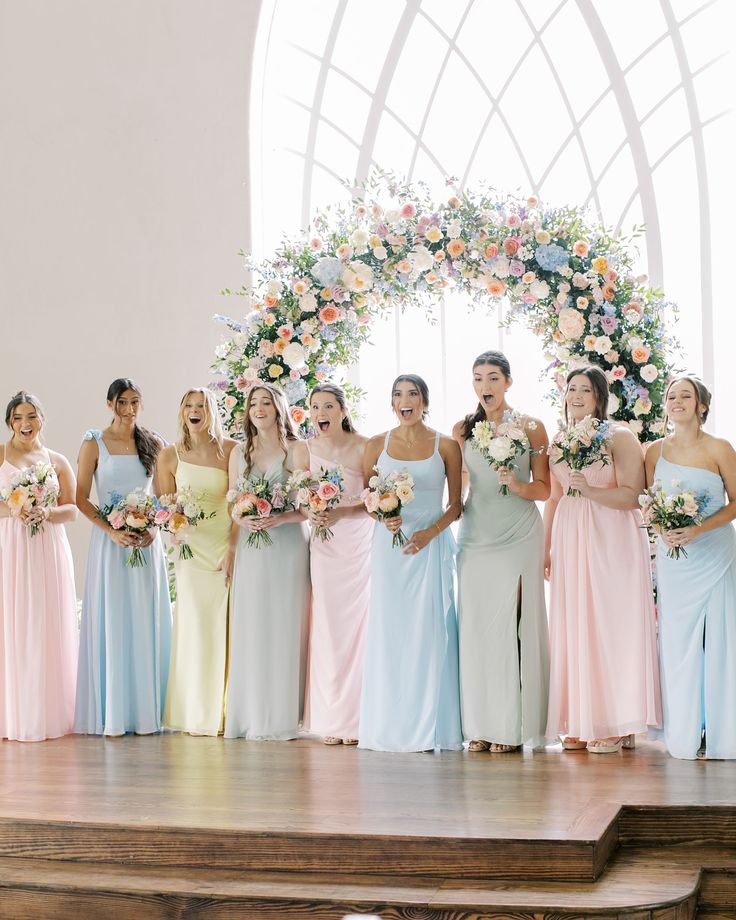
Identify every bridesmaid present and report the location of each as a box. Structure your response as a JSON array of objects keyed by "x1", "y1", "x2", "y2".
[
  {"x1": 302, "y1": 383, "x2": 372, "y2": 745},
  {"x1": 0, "y1": 392, "x2": 78, "y2": 742},
  {"x1": 157, "y1": 388, "x2": 236, "y2": 735},
  {"x1": 544, "y1": 366, "x2": 661, "y2": 753},
  {"x1": 224, "y1": 383, "x2": 311, "y2": 740},
  {"x1": 645, "y1": 376, "x2": 736, "y2": 760},
  {"x1": 453, "y1": 351, "x2": 550, "y2": 754},
  {"x1": 359, "y1": 374, "x2": 463, "y2": 753},
  {"x1": 74, "y1": 378, "x2": 172, "y2": 736}
]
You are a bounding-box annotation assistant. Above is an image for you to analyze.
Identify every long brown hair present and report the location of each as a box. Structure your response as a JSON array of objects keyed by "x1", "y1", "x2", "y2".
[
  {"x1": 563, "y1": 366, "x2": 609, "y2": 425},
  {"x1": 5, "y1": 390, "x2": 45, "y2": 429},
  {"x1": 242, "y1": 384, "x2": 299, "y2": 476},
  {"x1": 177, "y1": 387, "x2": 225, "y2": 458},
  {"x1": 309, "y1": 383, "x2": 356, "y2": 433},
  {"x1": 106, "y1": 378, "x2": 161, "y2": 476},
  {"x1": 461, "y1": 350, "x2": 511, "y2": 439}
]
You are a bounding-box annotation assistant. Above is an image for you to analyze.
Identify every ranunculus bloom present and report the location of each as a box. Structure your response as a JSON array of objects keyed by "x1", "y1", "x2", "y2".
[
  {"x1": 447, "y1": 195, "x2": 461, "y2": 208},
  {"x1": 276, "y1": 325, "x2": 293, "y2": 340},
  {"x1": 576, "y1": 296, "x2": 588, "y2": 310},
  {"x1": 396, "y1": 259, "x2": 411, "y2": 274}
]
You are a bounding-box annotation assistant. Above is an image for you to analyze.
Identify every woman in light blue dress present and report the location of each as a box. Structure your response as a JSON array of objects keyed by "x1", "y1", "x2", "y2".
[
  {"x1": 645, "y1": 375, "x2": 736, "y2": 760},
  {"x1": 223, "y1": 383, "x2": 311, "y2": 741},
  {"x1": 359, "y1": 374, "x2": 463, "y2": 753},
  {"x1": 74, "y1": 378, "x2": 171, "y2": 736}
]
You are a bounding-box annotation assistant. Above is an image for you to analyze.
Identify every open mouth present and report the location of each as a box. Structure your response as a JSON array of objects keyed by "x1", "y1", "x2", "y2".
[
  {"x1": 20, "y1": 428, "x2": 33, "y2": 436},
  {"x1": 482, "y1": 394, "x2": 494, "y2": 404},
  {"x1": 400, "y1": 408, "x2": 413, "y2": 418},
  {"x1": 189, "y1": 416, "x2": 202, "y2": 425},
  {"x1": 317, "y1": 419, "x2": 330, "y2": 432}
]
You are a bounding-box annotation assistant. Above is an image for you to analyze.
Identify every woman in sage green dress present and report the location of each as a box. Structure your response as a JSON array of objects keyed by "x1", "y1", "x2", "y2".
[{"x1": 453, "y1": 351, "x2": 550, "y2": 753}]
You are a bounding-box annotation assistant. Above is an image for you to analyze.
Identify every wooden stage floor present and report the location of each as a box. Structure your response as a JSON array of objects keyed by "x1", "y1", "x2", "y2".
[{"x1": 0, "y1": 734, "x2": 735, "y2": 918}]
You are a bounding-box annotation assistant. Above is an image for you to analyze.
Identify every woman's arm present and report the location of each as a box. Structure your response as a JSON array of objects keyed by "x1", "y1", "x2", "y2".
[
  {"x1": 543, "y1": 474, "x2": 563, "y2": 579},
  {"x1": 155, "y1": 444, "x2": 178, "y2": 497},
  {"x1": 47, "y1": 451, "x2": 78, "y2": 525},
  {"x1": 0, "y1": 445, "x2": 9, "y2": 520},
  {"x1": 667, "y1": 439, "x2": 736, "y2": 549},
  {"x1": 219, "y1": 443, "x2": 243, "y2": 581},
  {"x1": 498, "y1": 418, "x2": 551, "y2": 501},
  {"x1": 568, "y1": 427, "x2": 644, "y2": 510},
  {"x1": 451, "y1": 420, "x2": 469, "y2": 500},
  {"x1": 75, "y1": 438, "x2": 138, "y2": 547},
  {"x1": 643, "y1": 439, "x2": 662, "y2": 488}
]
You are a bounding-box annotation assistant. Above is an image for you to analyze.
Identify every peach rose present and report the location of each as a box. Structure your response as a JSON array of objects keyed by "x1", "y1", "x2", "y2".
[
  {"x1": 255, "y1": 498, "x2": 272, "y2": 517},
  {"x1": 290, "y1": 406, "x2": 306, "y2": 425},
  {"x1": 319, "y1": 305, "x2": 340, "y2": 324},
  {"x1": 503, "y1": 237, "x2": 520, "y2": 257},
  {"x1": 447, "y1": 239, "x2": 466, "y2": 259},
  {"x1": 263, "y1": 293, "x2": 279, "y2": 309},
  {"x1": 447, "y1": 195, "x2": 461, "y2": 208},
  {"x1": 378, "y1": 493, "x2": 399, "y2": 513},
  {"x1": 602, "y1": 282, "x2": 616, "y2": 301},
  {"x1": 485, "y1": 242, "x2": 499, "y2": 259},
  {"x1": 572, "y1": 240, "x2": 589, "y2": 258},
  {"x1": 396, "y1": 259, "x2": 412, "y2": 274},
  {"x1": 486, "y1": 278, "x2": 507, "y2": 297},
  {"x1": 557, "y1": 307, "x2": 586, "y2": 340},
  {"x1": 631, "y1": 345, "x2": 651, "y2": 364}
]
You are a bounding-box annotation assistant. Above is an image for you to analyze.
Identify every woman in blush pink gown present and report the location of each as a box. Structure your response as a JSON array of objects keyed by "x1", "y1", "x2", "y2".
[
  {"x1": 0, "y1": 391, "x2": 79, "y2": 742},
  {"x1": 544, "y1": 367, "x2": 661, "y2": 753},
  {"x1": 302, "y1": 384, "x2": 372, "y2": 745}
]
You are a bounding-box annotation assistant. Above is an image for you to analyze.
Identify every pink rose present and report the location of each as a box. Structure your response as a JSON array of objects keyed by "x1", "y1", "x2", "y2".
[
  {"x1": 108, "y1": 510, "x2": 125, "y2": 530},
  {"x1": 317, "y1": 481, "x2": 340, "y2": 502},
  {"x1": 503, "y1": 237, "x2": 520, "y2": 257},
  {"x1": 363, "y1": 490, "x2": 380, "y2": 514},
  {"x1": 255, "y1": 498, "x2": 272, "y2": 517},
  {"x1": 400, "y1": 202, "x2": 416, "y2": 219},
  {"x1": 154, "y1": 509, "x2": 172, "y2": 526}
]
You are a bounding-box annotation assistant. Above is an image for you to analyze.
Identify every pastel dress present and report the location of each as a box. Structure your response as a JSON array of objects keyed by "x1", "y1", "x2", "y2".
[
  {"x1": 302, "y1": 452, "x2": 373, "y2": 740},
  {"x1": 547, "y1": 456, "x2": 662, "y2": 741},
  {"x1": 654, "y1": 450, "x2": 736, "y2": 759},
  {"x1": 359, "y1": 432, "x2": 463, "y2": 753},
  {"x1": 457, "y1": 442, "x2": 549, "y2": 748},
  {"x1": 0, "y1": 458, "x2": 78, "y2": 741},
  {"x1": 163, "y1": 451, "x2": 230, "y2": 735},
  {"x1": 224, "y1": 449, "x2": 310, "y2": 740},
  {"x1": 74, "y1": 430, "x2": 172, "y2": 736}
]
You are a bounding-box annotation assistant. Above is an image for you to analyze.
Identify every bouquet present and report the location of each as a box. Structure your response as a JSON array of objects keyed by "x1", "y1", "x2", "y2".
[
  {"x1": 227, "y1": 475, "x2": 292, "y2": 548},
  {"x1": 155, "y1": 488, "x2": 213, "y2": 560},
  {"x1": 289, "y1": 466, "x2": 344, "y2": 542},
  {"x1": 470, "y1": 410, "x2": 535, "y2": 496},
  {"x1": 0, "y1": 461, "x2": 60, "y2": 536},
  {"x1": 639, "y1": 479, "x2": 710, "y2": 559},
  {"x1": 98, "y1": 488, "x2": 157, "y2": 567},
  {"x1": 549, "y1": 417, "x2": 612, "y2": 496},
  {"x1": 362, "y1": 467, "x2": 415, "y2": 548}
]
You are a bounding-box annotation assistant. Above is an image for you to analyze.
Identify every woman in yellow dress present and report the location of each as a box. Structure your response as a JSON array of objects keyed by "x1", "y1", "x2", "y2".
[{"x1": 157, "y1": 388, "x2": 236, "y2": 735}]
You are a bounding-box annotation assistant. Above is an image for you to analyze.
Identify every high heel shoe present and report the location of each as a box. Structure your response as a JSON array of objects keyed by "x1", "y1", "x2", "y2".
[
  {"x1": 588, "y1": 733, "x2": 635, "y2": 754},
  {"x1": 561, "y1": 736, "x2": 587, "y2": 751}
]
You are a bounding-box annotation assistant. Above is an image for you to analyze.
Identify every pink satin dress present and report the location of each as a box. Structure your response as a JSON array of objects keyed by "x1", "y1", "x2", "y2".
[{"x1": 547, "y1": 457, "x2": 662, "y2": 741}]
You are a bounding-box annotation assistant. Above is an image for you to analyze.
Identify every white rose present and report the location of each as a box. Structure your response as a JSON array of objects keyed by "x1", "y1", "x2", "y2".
[
  {"x1": 535, "y1": 229, "x2": 551, "y2": 245},
  {"x1": 265, "y1": 279, "x2": 283, "y2": 296},
  {"x1": 282, "y1": 342, "x2": 306, "y2": 368},
  {"x1": 183, "y1": 503, "x2": 198, "y2": 519},
  {"x1": 407, "y1": 245, "x2": 434, "y2": 274},
  {"x1": 487, "y1": 436, "x2": 514, "y2": 463},
  {"x1": 529, "y1": 279, "x2": 550, "y2": 299},
  {"x1": 447, "y1": 220, "x2": 462, "y2": 239},
  {"x1": 491, "y1": 256, "x2": 510, "y2": 278},
  {"x1": 640, "y1": 364, "x2": 659, "y2": 383},
  {"x1": 628, "y1": 420, "x2": 644, "y2": 435},
  {"x1": 373, "y1": 246, "x2": 388, "y2": 260},
  {"x1": 299, "y1": 293, "x2": 318, "y2": 313},
  {"x1": 593, "y1": 335, "x2": 612, "y2": 355}
]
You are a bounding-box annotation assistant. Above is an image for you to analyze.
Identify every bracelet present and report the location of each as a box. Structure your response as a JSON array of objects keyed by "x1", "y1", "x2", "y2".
[{"x1": 434, "y1": 522, "x2": 441, "y2": 535}]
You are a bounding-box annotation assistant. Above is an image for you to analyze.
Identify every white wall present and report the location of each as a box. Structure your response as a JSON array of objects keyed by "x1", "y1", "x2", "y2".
[{"x1": 0, "y1": 0, "x2": 261, "y2": 577}]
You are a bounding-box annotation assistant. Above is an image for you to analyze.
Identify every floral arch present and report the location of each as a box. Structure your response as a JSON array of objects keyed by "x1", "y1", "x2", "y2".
[{"x1": 212, "y1": 173, "x2": 675, "y2": 440}]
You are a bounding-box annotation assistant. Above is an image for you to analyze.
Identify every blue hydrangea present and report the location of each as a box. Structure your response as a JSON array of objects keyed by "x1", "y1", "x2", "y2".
[
  {"x1": 283, "y1": 378, "x2": 308, "y2": 405},
  {"x1": 311, "y1": 257, "x2": 344, "y2": 287},
  {"x1": 535, "y1": 243, "x2": 569, "y2": 272},
  {"x1": 321, "y1": 325, "x2": 338, "y2": 341},
  {"x1": 316, "y1": 362, "x2": 334, "y2": 376}
]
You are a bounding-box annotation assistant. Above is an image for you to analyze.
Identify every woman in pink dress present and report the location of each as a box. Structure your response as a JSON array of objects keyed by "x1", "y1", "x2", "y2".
[
  {"x1": 0, "y1": 391, "x2": 79, "y2": 741},
  {"x1": 544, "y1": 367, "x2": 661, "y2": 753},
  {"x1": 302, "y1": 384, "x2": 372, "y2": 745}
]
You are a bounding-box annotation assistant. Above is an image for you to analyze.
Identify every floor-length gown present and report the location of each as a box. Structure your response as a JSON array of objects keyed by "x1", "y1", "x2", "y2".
[
  {"x1": 655, "y1": 450, "x2": 736, "y2": 759},
  {"x1": 303, "y1": 454, "x2": 373, "y2": 739},
  {"x1": 547, "y1": 457, "x2": 661, "y2": 741},
  {"x1": 359, "y1": 432, "x2": 463, "y2": 753},
  {"x1": 163, "y1": 453, "x2": 230, "y2": 735},
  {"x1": 74, "y1": 430, "x2": 172, "y2": 736},
  {"x1": 224, "y1": 449, "x2": 310, "y2": 740},
  {"x1": 0, "y1": 459, "x2": 78, "y2": 741},
  {"x1": 457, "y1": 444, "x2": 549, "y2": 747}
]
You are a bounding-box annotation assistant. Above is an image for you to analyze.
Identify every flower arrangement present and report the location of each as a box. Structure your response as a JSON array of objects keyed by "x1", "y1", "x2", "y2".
[
  {"x1": 639, "y1": 480, "x2": 710, "y2": 559},
  {"x1": 470, "y1": 410, "x2": 535, "y2": 495},
  {"x1": 549, "y1": 417, "x2": 612, "y2": 496},
  {"x1": 211, "y1": 171, "x2": 676, "y2": 441},
  {"x1": 362, "y1": 467, "x2": 415, "y2": 548},
  {"x1": 226, "y1": 475, "x2": 292, "y2": 549},
  {"x1": 1, "y1": 461, "x2": 60, "y2": 536},
  {"x1": 97, "y1": 489, "x2": 157, "y2": 567},
  {"x1": 289, "y1": 466, "x2": 344, "y2": 542},
  {"x1": 154, "y1": 488, "x2": 213, "y2": 560}
]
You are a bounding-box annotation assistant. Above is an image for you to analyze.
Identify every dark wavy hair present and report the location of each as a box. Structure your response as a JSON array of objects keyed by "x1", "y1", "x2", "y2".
[
  {"x1": 664, "y1": 374, "x2": 712, "y2": 426},
  {"x1": 106, "y1": 378, "x2": 161, "y2": 476},
  {"x1": 563, "y1": 365, "x2": 609, "y2": 425},
  {"x1": 309, "y1": 383, "x2": 356, "y2": 433},
  {"x1": 391, "y1": 374, "x2": 429, "y2": 420},
  {"x1": 461, "y1": 350, "x2": 511, "y2": 439},
  {"x1": 5, "y1": 390, "x2": 45, "y2": 429}
]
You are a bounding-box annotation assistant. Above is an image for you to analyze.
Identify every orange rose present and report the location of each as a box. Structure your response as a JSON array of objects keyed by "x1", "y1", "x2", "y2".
[
  {"x1": 486, "y1": 278, "x2": 507, "y2": 297},
  {"x1": 631, "y1": 345, "x2": 651, "y2": 364},
  {"x1": 602, "y1": 282, "x2": 616, "y2": 301},
  {"x1": 447, "y1": 239, "x2": 465, "y2": 259}
]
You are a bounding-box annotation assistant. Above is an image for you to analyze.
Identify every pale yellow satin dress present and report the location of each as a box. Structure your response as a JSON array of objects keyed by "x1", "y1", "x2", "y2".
[{"x1": 163, "y1": 457, "x2": 230, "y2": 735}]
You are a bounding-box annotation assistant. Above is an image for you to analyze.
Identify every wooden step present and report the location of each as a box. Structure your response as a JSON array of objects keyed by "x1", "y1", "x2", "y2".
[
  {"x1": 699, "y1": 865, "x2": 736, "y2": 914},
  {"x1": 1, "y1": 845, "x2": 734, "y2": 920},
  {"x1": 0, "y1": 815, "x2": 617, "y2": 882}
]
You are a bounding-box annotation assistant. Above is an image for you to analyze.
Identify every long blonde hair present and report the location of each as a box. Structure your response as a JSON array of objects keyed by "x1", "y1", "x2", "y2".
[
  {"x1": 242, "y1": 383, "x2": 300, "y2": 476},
  {"x1": 177, "y1": 388, "x2": 225, "y2": 459}
]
